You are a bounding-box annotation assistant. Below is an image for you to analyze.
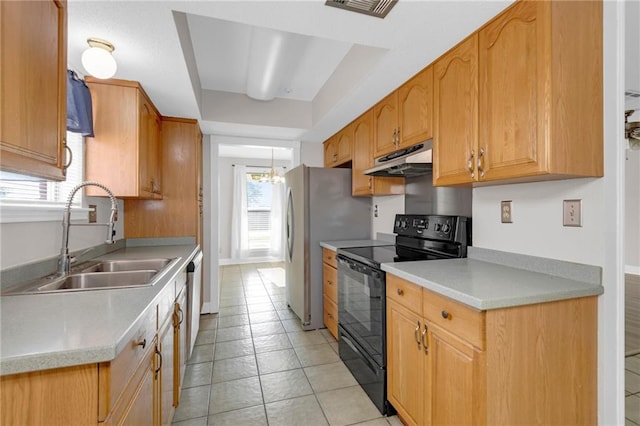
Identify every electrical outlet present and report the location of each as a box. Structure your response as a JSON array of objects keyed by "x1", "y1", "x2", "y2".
[
  {"x1": 501, "y1": 200, "x2": 513, "y2": 223},
  {"x1": 563, "y1": 199, "x2": 582, "y2": 227},
  {"x1": 88, "y1": 204, "x2": 97, "y2": 223}
]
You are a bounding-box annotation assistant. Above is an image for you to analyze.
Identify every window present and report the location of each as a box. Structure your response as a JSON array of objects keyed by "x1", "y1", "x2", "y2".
[
  {"x1": 0, "y1": 132, "x2": 86, "y2": 222},
  {"x1": 246, "y1": 169, "x2": 273, "y2": 256}
]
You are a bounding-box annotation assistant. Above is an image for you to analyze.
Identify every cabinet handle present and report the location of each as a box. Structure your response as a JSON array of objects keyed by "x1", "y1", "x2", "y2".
[
  {"x1": 177, "y1": 305, "x2": 184, "y2": 325},
  {"x1": 441, "y1": 310, "x2": 451, "y2": 320},
  {"x1": 397, "y1": 288, "x2": 404, "y2": 296},
  {"x1": 392, "y1": 129, "x2": 397, "y2": 146},
  {"x1": 327, "y1": 280, "x2": 333, "y2": 286},
  {"x1": 477, "y1": 148, "x2": 485, "y2": 178},
  {"x1": 136, "y1": 338, "x2": 146, "y2": 349},
  {"x1": 63, "y1": 143, "x2": 73, "y2": 175},
  {"x1": 328, "y1": 312, "x2": 334, "y2": 320},
  {"x1": 422, "y1": 324, "x2": 429, "y2": 355},
  {"x1": 414, "y1": 321, "x2": 421, "y2": 348},
  {"x1": 396, "y1": 128, "x2": 400, "y2": 145},
  {"x1": 154, "y1": 347, "x2": 162, "y2": 377},
  {"x1": 467, "y1": 150, "x2": 475, "y2": 178},
  {"x1": 368, "y1": 178, "x2": 372, "y2": 189}
]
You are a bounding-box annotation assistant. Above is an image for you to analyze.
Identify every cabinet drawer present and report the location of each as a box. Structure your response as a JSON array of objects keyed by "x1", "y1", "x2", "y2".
[
  {"x1": 98, "y1": 305, "x2": 156, "y2": 420},
  {"x1": 387, "y1": 274, "x2": 423, "y2": 315},
  {"x1": 323, "y1": 295, "x2": 339, "y2": 340},
  {"x1": 322, "y1": 248, "x2": 337, "y2": 268},
  {"x1": 423, "y1": 288, "x2": 485, "y2": 350},
  {"x1": 323, "y1": 263, "x2": 338, "y2": 303}
]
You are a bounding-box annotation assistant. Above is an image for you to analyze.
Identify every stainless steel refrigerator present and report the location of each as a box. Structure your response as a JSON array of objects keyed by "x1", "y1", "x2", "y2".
[{"x1": 285, "y1": 165, "x2": 371, "y2": 330}]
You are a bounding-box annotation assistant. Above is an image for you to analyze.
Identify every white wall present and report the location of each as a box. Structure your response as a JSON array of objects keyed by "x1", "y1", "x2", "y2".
[
  {"x1": 472, "y1": 178, "x2": 604, "y2": 266},
  {"x1": 371, "y1": 194, "x2": 404, "y2": 236},
  {"x1": 299, "y1": 142, "x2": 324, "y2": 167},
  {"x1": 218, "y1": 156, "x2": 291, "y2": 261},
  {"x1": 0, "y1": 197, "x2": 125, "y2": 270}
]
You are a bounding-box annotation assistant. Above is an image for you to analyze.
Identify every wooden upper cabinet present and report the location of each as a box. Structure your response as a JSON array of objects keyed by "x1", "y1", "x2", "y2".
[
  {"x1": 0, "y1": 0, "x2": 68, "y2": 180},
  {"x1": 373, "y1": 92, "x2": 399, "y2": 158},
  {"x1": 478, "y1": 0, "x2": 603, "y2": 182},
  {"x1": 352, "y1": 109, "x2": 404, "y2": 197},
  {"x1": 433, "y1": 35, "x2": 479, "y2": 187},
  {"x1": 374, "y1": 66, "x2": 433, "y2": 159},
  {"x1": 323, "y1": 135, "x2": 338, "y2": 167},
  {"x1": 85, "y1": 78, "x2": 162, "y2": 198},
  {"x1": 433, "y1": 1, "x2": 602, "y2": 187},
  {"x1": 323, "y1": 128, "x2": 352, "y2": 168},
  {"x1": 125, "y1": 117, "x2": 202, "y2": 244},
  {"x1": 397, "y1": 66, "x2": 433, "y2": 149}
]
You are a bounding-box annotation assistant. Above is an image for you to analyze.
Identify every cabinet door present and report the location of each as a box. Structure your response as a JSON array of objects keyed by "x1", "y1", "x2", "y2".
[
  {"x1": 479, "y1": 1, "x2": 547, "y2": 181},
  {"x1": 386, "y1": 299, "x2": 425, "y2": 426},
  {"x1": 138, "y1": 95, "x2": 156, "y2": 197},
  {"x1": 425, "y1": 324, "x2": 485, "y2": 426},
  {"x1": 323, "y1": 136, "x2": 338, "y2": 167},
  {"x1": 174, "y1": 291, "x2": 188, "y2": 407},
  {"x1": 116, "y1": 346, "x2": 156, "y2": 426},
  {"x1": 0, "y1": 0, "x2": 67, "y2": 180},
  {"x1": 398, "y1": 66, "x2": 433, "y2": 149},
  {"x1": 373, "y1": 92, "x2": 399, "y2": 157},
  {"x1": 433, "y1": 35, "x2": 478, "y2": 186},
  {"x1": 158, "y1": 316, "x2": 174, "y2": 425},
  {"x1": 335, "y1": 126, "x2": 352, "y2": 165},
  {"x1": 352, "y1": 111, "x2": 374, "y2": 195}
]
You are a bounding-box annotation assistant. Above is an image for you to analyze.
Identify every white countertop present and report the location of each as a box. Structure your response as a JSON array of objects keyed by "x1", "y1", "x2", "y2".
[
  {"x1": 320, "y1": 239, "x2": 393, "y2": 251},
  {"x1": 382, "y1": 258, "x2": 603, "y2": 310},
  {"x1": 0, "y1": 244, "x2": 199, "y2": 375}
]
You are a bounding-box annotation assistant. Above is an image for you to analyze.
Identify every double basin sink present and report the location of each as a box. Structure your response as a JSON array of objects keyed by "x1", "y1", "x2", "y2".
[{"x1": 4, "y1": 258, "x2": 179, "y2": 295}]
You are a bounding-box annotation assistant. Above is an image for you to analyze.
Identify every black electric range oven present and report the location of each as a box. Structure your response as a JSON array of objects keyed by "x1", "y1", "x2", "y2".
[{"x1": 336, "y1": 214, "x2": 471, "y2": 415}]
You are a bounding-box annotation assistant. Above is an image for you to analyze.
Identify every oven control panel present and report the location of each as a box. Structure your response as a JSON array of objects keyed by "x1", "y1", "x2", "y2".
[{"x1": 394, "y1": 214, "x2": 468, "y2": 242}]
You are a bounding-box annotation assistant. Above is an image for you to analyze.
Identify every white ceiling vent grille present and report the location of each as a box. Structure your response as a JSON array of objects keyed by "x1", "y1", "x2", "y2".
[{"x1": 325, "y1": 0, "x2": 398, "y2": 19}]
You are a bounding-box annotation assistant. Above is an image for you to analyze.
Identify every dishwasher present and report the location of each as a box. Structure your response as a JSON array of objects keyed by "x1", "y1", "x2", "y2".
[{"x1": 186, "y1": 250, "x2": 203, "y2": 358}]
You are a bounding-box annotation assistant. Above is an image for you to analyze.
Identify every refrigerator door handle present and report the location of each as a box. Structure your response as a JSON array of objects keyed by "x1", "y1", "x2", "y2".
[{"x1": 286, "y1": 187, "x2": 294, "y2": 262}]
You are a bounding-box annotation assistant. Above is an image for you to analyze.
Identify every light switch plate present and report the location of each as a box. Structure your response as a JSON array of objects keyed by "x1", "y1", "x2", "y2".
[
  {"x1": 501, "y1": 200, "x2": 513, "y2": 223},
  {"x1": 563, "y1": 199, "x2": 582, "y2": 227}
]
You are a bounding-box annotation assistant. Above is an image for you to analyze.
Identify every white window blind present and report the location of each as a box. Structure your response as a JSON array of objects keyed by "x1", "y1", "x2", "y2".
[{"x1": 0, "y1": 132, "x2": 87, "y2": 223}]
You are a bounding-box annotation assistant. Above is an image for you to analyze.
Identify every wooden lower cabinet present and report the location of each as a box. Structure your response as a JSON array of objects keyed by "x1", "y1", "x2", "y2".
[
  {"x1": 322, "y1": 248, "x2": 339, "y2": 340},
  {"x1": 387, "y1": 274, "x2": 597, "y2": 426},
  {"x1": 386, "y1": 299, "x2": 425, "y2": 426},
  {"x1": 159, "y1": 314, "x2": 175, "y2": 425}
]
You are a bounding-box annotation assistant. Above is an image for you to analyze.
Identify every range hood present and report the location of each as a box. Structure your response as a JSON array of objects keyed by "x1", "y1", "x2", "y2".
[{"x1": 364, "y1": 140, "x2": 433, "y2": 177}]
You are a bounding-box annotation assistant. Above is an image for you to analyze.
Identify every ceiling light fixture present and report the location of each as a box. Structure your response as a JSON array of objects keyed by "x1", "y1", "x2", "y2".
[
  {"x1": 81, "y1": 38, "x2": 117, "y2": 79},
  {"x1": 259, "y1": 149, "x2": 284, "y2": 184}
]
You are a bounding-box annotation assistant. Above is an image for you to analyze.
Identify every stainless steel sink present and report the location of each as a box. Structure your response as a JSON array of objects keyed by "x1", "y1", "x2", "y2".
[
  {"x1": 36, "y1": 270, "x2": 158, "y2": 292},
  {"x1": 2, "y1": 257, "x2": 180, "y2": 295},
  {"x1": 78, "y1": 258, "x2": 173, "y2": 273}
]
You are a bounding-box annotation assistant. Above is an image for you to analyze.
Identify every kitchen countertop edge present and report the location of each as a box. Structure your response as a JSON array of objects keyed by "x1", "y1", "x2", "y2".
[
  {"x1": 0, "y1": 244, "x2": 200, "y2": 376},
  {"x1": 320, "y1": 239, "x2": 394, "y2": 251},
  {"x1": 381, "y1": 257, "x2": 603, "y2": 311}
]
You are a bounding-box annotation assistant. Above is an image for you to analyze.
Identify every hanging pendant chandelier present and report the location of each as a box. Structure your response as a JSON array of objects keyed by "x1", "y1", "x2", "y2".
[{"x1": 259, "y1": 148, "x2": 284, "y2": 184}]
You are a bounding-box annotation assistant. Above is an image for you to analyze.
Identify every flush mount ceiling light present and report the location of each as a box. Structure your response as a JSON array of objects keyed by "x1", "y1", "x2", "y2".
[
  {"x1": 81, "y1": 38, "x2": 117, "y2": 79},
  {"x1": 325, "y1": 0, "x2": 398, "y2": 18}
]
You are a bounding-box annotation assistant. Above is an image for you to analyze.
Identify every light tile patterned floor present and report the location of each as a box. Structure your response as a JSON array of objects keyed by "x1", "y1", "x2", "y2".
[{"x1": 173, "y1": 262, "x2": 402, "y2": 426}]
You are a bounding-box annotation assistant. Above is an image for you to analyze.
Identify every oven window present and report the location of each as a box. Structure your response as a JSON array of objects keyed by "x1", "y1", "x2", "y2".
[{"x1": 338, "y1": 260, "x2": 385, "y2": 366}]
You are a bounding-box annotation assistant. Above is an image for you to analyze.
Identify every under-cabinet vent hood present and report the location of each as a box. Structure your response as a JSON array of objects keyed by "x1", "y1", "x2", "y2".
[
  {"x1": 364, "y1": 140, "x2": 433, "y2": 177},
  {"x1": 325, "y1": 0, "x2": 398, "y2": 19}
]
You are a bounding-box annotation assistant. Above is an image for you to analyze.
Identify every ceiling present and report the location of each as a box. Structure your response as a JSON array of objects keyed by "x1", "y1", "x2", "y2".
[{"x1": 67, "y1": 0, "x2": 513, "y2": 144}]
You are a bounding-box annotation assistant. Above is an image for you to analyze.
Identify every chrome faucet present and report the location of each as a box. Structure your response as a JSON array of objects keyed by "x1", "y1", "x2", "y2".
[{"x1": 58, "y1": 181, "x2": 118, "y2": 276}]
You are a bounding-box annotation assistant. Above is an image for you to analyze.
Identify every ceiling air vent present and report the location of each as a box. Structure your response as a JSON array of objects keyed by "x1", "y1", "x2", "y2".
[{"x1": 325, "y1": 0, "x2": 398, "y2": 19}]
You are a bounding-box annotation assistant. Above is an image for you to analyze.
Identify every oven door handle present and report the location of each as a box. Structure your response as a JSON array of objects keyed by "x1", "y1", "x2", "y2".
[{"x1": 337, "y1": 254, "x2": 382, "y2": 280}]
